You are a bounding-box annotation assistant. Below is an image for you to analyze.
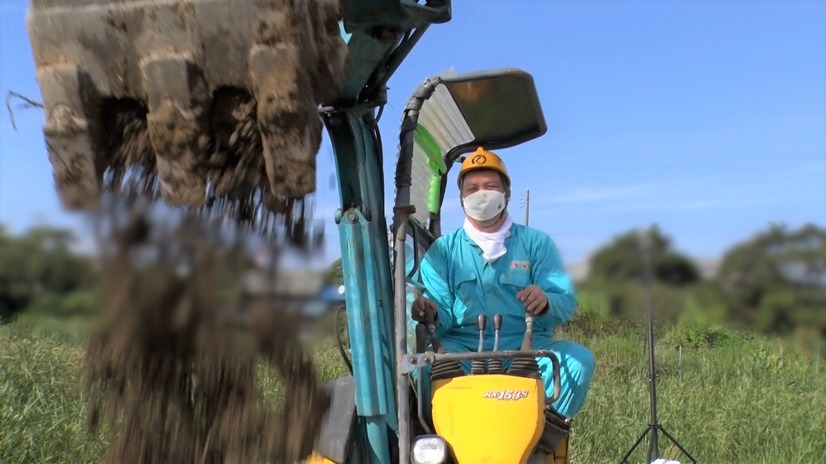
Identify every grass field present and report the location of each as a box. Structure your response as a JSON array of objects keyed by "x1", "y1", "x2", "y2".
[{"x1": 2, "y1": 311, "x2": 824, "y2": 463}]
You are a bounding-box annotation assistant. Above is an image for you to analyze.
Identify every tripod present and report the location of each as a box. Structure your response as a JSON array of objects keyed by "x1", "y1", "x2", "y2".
[{"x1": 619, "y1": 226, "x2": 697, "y2": 464}]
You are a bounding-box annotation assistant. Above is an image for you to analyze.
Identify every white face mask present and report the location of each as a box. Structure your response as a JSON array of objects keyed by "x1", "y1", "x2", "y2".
[{"x1": 462, "y1": 190, "x2": 506, "y2": 221}]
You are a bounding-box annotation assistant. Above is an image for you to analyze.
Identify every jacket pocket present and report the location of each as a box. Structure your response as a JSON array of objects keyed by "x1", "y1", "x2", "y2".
[{"x1": 499, "y1": 271, "x2": 532, "y2": 290}]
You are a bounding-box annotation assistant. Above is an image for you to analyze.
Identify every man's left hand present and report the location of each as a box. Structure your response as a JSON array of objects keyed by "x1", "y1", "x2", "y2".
[{"x1": 517, "y1": 285, "x2": 549, "y2": 316}]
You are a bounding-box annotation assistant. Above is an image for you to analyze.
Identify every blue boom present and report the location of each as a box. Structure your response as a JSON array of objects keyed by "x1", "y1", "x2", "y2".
[{"x1": 322, "y1": 3, "x2": 451, "y2": 462}]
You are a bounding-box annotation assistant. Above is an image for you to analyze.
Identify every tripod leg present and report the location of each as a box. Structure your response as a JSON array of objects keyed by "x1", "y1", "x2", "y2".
[
  {"x1": 656, "y1": 425, "x2": 698, "y2": 464},
  {"x1": 620, "y1": 427, "x2": 650, "y2": 464},
  {"x1": 648, "y1": 425, "x2": 660, "y2": 462}
]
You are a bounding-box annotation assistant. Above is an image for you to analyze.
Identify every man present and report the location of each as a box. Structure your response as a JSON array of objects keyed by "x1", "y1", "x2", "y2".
[{"x1": 411, "y1": 147, "x2": 594, "y2": 421}]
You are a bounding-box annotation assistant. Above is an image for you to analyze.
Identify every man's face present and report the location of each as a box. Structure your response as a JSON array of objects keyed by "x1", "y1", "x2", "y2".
[{"x1": 460, "y1": 169, "x2": 506, "y2": 198}]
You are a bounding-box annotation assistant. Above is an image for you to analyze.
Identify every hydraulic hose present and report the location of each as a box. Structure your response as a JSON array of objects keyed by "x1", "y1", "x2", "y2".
[{"x1": 393, "y1": 76, "x2": 442, "y2": 214}]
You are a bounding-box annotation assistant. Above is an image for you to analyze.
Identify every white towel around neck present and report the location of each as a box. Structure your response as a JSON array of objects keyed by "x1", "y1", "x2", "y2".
[{"x1": 463, "y1": 213, "x2": 513, "y2": 262}]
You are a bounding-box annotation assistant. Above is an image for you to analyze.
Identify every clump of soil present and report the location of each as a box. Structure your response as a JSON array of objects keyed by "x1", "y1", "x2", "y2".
[{"x1": 83, "y1": 188, "x2": 330, "y2": 464}]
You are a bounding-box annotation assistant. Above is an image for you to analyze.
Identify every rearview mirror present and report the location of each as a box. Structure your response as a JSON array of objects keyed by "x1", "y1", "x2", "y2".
[
  {"x1": 439, "y1": 69, "x2": 547, "y2": 161},
  {"x1": 395, "y1": 67, "x2": 547, "y2": 229}
]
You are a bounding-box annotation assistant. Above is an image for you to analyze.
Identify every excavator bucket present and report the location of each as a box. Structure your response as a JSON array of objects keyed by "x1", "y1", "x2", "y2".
[{"x1": 26, "y1": 0, "x2": 349, "y2": 213}]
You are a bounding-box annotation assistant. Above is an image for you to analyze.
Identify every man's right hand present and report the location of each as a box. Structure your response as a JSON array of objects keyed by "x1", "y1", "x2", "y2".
[{"x1": 411, "y1": 296, "x2": 438, "y2": 324}]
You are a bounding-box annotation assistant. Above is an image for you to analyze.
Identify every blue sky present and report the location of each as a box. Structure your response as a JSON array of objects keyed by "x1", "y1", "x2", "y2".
[{"x1": 1, "y1": 0, "x2": 824, "y2": 266}]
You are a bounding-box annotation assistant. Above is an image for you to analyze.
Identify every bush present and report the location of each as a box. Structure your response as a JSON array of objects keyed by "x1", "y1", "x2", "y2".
[
  {"x1": 663, "y1": 323, "x2": 746, "y2": 349},
  {"x1": 678, "y1": 284, "x2": 729, "y2": 329},
  {"x1": 25, "y1": 291, "x2": 99, "y2": 320}
]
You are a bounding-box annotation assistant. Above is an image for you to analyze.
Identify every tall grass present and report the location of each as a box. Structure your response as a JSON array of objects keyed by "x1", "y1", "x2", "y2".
[
  {"x1": 562, "y1": 294, "x2": 825, "y2": 463},
  {"x1": 0, "y1": 323, "x2": 107, "y2": 463},
  {"x1": 566, "y1": 325, "x2": 825, "y2": 462},
  {"x1": 2, "y1": 311, "x2": 824, "y2": 463}
]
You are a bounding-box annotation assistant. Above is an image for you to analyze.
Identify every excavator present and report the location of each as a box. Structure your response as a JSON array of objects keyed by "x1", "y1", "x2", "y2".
[{"x1": 25, "y1": 1, "x2": 572, "y2": 462}]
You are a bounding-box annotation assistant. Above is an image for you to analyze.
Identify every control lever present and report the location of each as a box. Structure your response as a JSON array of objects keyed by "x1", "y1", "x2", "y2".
[
  {"x1": 471, "y1": 314, "x2": 487, "y2": 374},
  {"x1": 425, "y1": 307, "x2": 446, "y2": 354},
  {"x1": 521, "y1": 314, "x2": 534, "y2": 352},
  {"x1": 425, "y1": 307, "x2": 465, "y2": 381},
  {"x1": 488, "y1": 314, "x2": 504, "y2": 374},
  {"x1": 509, "y1": 312, "x2": 541, "y2": 379}
]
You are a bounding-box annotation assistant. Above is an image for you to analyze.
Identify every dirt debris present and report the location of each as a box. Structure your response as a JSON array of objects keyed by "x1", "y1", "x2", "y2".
[
  {"x1": 36, "y1": 0, "x2": 353, "y2": 462},
  {"x1": 102, "y1": 100, "x2": 155, "y2": 184},
  {"x1": 83, "y1": 188, "x2": 330, "y2": 464},
  {"x1": 205, "y1": 88, "x2": 268, "y2": 202}
]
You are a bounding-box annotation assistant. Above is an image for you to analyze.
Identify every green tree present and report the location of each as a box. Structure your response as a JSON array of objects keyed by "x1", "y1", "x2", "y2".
[
  {"x1": 584, "y1": 227, "x2": 701, "y2": 324},
  {"x1": 19, "y1": 225, "x2": 94, "y2": 295},
  {"x1": 0, "y1": 226, "x2": 31, "y2": 320},
  {"x1": 717, "y1": 223, "x2": 826, "y2": 336},
  {"x1": 0, "y1": 224, "x2": 95, "y2": 321},
  {"x1": 589, "y1": 226, "x2": 700, "y2": 286}
]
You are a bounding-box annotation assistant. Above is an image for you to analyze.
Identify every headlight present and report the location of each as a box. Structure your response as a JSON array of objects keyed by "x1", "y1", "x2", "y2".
[
  {"x1": 411, "y1": 435, "x2": 447, "y2": 464},
  {"x1": 411, "y1": 436, "x2": 447, "y2": 464}
]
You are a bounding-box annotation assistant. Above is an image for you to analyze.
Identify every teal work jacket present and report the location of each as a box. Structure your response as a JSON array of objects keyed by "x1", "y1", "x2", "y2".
[{"x1": 418, "y1": 223, "x2": 577, "y2": 351}]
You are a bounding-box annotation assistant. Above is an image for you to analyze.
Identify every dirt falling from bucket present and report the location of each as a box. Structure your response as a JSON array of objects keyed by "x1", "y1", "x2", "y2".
[
  {"x1": 82, "y1": 188, "x2": 330, "y2": 464},
  {"x1": 47, "y1": 1, "x2": 351, "y2": 461}
]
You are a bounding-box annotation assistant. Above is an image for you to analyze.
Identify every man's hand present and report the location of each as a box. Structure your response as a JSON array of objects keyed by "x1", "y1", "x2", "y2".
[
  {"x1": 412, "y1": 296, "x2": 438, "y2": 324},
  {"x1": 517, "y1": 285, "x2": 549, "y2": 316}
]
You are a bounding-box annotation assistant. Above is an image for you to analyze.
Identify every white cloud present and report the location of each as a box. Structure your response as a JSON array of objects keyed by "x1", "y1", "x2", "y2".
[
  {"x1": 540, "y1": 184, "x2": 655, "y2": 204},
  {"x1": 531, "y1": 160, "x2": 825, "y2": 217}
]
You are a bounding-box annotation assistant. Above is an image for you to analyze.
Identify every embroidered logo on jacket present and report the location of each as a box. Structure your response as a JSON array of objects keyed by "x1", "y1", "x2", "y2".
[{"x1": 510, "y1": 260, "x2": 530, "y2": 271}]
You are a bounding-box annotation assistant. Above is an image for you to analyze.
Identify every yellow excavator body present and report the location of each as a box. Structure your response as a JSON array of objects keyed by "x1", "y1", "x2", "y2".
[{"x1": 430, "y1": 374, "x2": 546, "y2": 463}]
